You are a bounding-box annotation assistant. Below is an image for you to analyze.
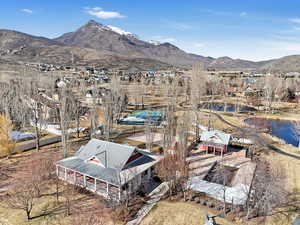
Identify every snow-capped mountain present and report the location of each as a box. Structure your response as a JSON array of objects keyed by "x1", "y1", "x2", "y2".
[
  {"x1": 54, "y1": 20, "x2": 209, "y2": 65},
  {"x1": 2, "y1": 19, "x2": 279, "y2": 70}
]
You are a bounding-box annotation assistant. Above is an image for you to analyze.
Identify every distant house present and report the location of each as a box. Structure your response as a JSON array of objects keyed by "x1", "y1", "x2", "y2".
[
  {"x1": 199, "y1": 130, "x2": 231, "y2": 156},
  {"x1": 56, "y1": 139, "x2": 161, "y2": 201},
  {"x1": 244, "y1": 86, "x2": 263, "y2": 97}
]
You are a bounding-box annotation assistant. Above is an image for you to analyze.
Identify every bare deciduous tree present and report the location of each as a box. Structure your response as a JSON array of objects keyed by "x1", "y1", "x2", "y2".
[
  {"x1": 263, "y1": 73, "x2": 280, "y2": 113},
  {"x1": 157, "y1": 113, "x2": 190, "y2": 197},
  {"x1": 245, "y1": 160, "x2": 288, "y2": 220},
  {"x1": 190, "y1": 63, "x2": 206, "y2": 138},
  {"x1": 22, "y1": 152, "x2": 57, "y2": 197},
  {"x1": 64, "y1": 183, "x2": 76, "y2": 216},
  {"x1": 58, "y1": 87, "x2": 69, "y2": 158},
  {"x1": 145, "y1": 119, "x2": 155, "y2": 151},
  {"x1": 292, "y1": 121, "x2": 300, "y2": 150},
  {"x1": 25, "y1": 79, "x2": 48, "y2": 151},
  {"x1": 162, "y1": 76, "x2": 178, "y2": 153},
  {"x1": 5, "y1": 181, "x2": 36, "y2": 220},
  {"x1": 58, "y1": 87, "x2": 77, "y2": 158},
  {"x1": 102, "y1": 73, "x2": 127, "y2": 140}
]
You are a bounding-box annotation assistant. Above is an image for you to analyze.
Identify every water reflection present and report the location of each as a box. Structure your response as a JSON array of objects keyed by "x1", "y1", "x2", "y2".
[
  {"x1": 200, "y1": 103, "x2": 256, "y2": 112},
  {"x1": 245, "y1": 118, "x2": 299, "y2": 147}
]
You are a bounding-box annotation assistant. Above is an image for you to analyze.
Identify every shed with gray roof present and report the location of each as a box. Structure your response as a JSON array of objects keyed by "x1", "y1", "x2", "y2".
[{"x1": 199, "y1": 130, "x2": 231, "y2": 156}]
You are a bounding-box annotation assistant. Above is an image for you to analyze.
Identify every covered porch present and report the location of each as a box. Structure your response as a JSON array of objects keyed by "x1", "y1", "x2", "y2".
[
  {"x1": 56, "y1": 164, "x2": 153, "y2": 201},
  {"x1": 199, "y1": 141, "x2": 227, "y2": 157},
  {"x1": 56, "y1": 165, "x2": 123, "y2": 201}
]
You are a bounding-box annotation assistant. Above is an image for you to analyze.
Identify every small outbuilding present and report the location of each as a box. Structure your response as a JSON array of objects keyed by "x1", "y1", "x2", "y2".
[{"x1": 199, "y1": 130, "x2": 231, "y2": 156}]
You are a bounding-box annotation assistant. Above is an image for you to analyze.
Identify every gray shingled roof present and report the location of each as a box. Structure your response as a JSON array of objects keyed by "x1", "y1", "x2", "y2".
[
  {"x1": 57, "y1": 156, "x2": 120, "y2": 185},
  {"x1": 75, "y1": 139, "x2": 136, "y2": 170},
  {"x1": 57, "y1": 139, "x2": 156, "y2": 186}
]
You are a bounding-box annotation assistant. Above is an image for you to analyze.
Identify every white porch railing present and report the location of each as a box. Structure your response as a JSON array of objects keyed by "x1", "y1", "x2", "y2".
[{"x1": 57, "y1": 168, "x2": 123, "y2": 201}]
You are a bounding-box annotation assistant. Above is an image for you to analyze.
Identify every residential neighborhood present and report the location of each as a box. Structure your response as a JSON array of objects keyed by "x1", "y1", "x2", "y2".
[{"x1": 1, "y1": 1, "x2": 300, "y2": 225}]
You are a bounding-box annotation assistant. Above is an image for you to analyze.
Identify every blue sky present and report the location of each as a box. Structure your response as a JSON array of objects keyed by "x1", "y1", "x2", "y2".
[{"x1": 1, "y1": 0, "x2": 300, "y2": 61}]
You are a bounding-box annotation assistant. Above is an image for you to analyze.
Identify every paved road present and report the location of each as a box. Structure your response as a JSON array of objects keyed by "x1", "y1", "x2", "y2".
[
  {"x1": 18, "y1": 135, "x2": 61, "y2": 152},
  {"x1": 211, "y1": 112, "x2": 300, "y2": 160}
]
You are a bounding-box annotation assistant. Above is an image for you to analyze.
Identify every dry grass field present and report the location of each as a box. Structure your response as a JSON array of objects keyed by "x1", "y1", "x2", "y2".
[
  {"x1": 0, "y1": 185, "x2": 116, "y2": 225},
  {"x1": 140, "y1": 201, "x2": 238, "y2": 225},
  {"x1": 0, "y1": 137, "x2": 117, "y2": 225},
  {"x1": 139, "y1": 149, "x2": 300, "y2": 225}
]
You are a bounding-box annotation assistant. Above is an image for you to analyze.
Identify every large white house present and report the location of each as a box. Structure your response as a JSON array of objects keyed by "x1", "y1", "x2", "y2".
[{"x1": 56, "y1": 139, "x2": 161, "y2": 201}]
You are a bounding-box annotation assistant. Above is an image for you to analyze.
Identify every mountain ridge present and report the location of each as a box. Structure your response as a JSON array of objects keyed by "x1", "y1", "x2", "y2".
[{"x1": 0, "y1": 20, "x2": 299, "y2": 71}]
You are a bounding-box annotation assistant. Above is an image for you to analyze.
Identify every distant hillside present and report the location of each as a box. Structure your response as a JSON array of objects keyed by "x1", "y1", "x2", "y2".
[
  {"x1": 0, "y1": 29, "x2": 60, "y2": 49},
  {"x1": 207, "y1": 56, "x2": 273, "y2": 71},
  {"x1": 0, "y1": 21, "x2": 300, "y2": 71},
  {"x1": 261, "y1": 55, "x2": 300, "y2": 72}
]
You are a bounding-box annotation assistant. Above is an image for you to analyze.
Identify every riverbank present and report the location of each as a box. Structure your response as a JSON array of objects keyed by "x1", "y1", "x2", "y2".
[{"x1": 254, "y1": 112, "x2": 300, "y2": 122}]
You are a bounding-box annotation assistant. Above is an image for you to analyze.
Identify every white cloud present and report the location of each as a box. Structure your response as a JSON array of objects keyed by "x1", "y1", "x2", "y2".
[
  {"x1": 240, "y1": 12, "x2": 247, "y2": 17},
  {"x1": 21, "y1": 9, "x2": 33, "y2": 14},
  {"x1": 290, "y1": 18, "x2": 300, "y2": 24},
  {"x1": 86, "y1": 7, "x2": 126, "y2": 19}
]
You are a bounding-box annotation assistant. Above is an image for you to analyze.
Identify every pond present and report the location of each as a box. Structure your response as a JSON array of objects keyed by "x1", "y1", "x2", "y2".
[
  {"x1": 200, "y1": 102, "x2": 256, "y2": 112},
  {"x1": 245, "y1": 117, "x2": 299, "y2": 148}
]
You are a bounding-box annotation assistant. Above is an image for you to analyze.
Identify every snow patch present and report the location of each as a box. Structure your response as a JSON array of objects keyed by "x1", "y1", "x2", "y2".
[
  {"x1": 88, "y1": 22, "x2": 140, "y2": 40},
  {"x1": 107, "y1": 25, "x2": 132, "y2": 36},
  {"x1": 189, "y1": 176, "x2": 250, "y2": 205},
  {"x1": 106, "y1": 25, "x2": 139, "y2": 39},
  {"x1": 89, "y1": 23, "x2": 111, "y2": 32},
  {"x1": 148, "y1": 40, "x2": 161, "y2": 45}
]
